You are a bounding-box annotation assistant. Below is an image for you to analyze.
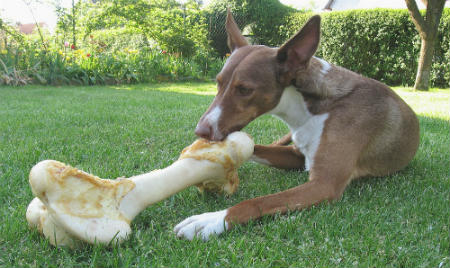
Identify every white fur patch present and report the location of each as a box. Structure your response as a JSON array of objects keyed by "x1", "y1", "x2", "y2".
[
  {"x1": 205, "y1": 106, "x2": 222, "y2": 138},
  {"x1": 314, "y1": 56, "x2": 332, "y2": 76},
  {"x1": 269, "y1": 86, "x2": 311, "y2": 128},
  {"x1": 174, "y1": 209, "x2": 228, "y2": 241},
  {"x1": 292, "y1": 113, "x2": 329, "y2": 170},
  {"x1": 268, "y1": 86, "x2": 329, "y2": 170}
]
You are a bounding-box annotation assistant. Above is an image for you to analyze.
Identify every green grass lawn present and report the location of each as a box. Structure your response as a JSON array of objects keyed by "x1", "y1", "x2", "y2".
[{"x1": 0, "y1": 82, "x2": 448, "y2": 267}]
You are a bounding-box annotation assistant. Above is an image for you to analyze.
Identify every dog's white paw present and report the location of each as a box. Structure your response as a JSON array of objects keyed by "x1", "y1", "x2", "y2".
[{"x1": 174, "y1": 209, "x2": 228, "y2": 241}]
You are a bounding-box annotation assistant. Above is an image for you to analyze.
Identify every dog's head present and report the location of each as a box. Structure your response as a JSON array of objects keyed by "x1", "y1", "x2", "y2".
[{"x1": 196, "y1": 11, "x2": 321, "y2": 141}]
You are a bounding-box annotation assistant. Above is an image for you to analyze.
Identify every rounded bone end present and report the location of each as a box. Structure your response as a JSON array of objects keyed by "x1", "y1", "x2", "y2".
[
  {"x1": 26, "y1": 197, "x2": 76, "y2": 247},
  {"x1": 27, "y1": 160, "x2": 135, "y2": 247},
  {"x1": 180, "y1": 131, "x2": 254, "y2": 195},
  {"x1": 53, "y1": 212, "x2": 131, "y2": 245},
  {"x1": 26, "y1": 196, "x2": 131, "y2": 247},
  {"x1": 29, "y1": 160, "x2": 66, "y2": 199},
  {"x1": 224, "y1": 131, "x2": 255, "y2": 166},
  {"x1": 26, "y1": 197, "x2": 46, "y2": 230}
]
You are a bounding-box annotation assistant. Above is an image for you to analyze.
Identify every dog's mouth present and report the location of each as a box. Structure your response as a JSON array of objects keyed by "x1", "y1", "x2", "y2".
[
  {"x1": 196, "y1": 124, "x2": 247, "y2": 142},
  {"x1": 198, "y1": 129, "x2": 226, "y2": 142},
  {"x1": 209, "y1": 132, "x2": 225, "y2": 142},
  {"x1": 210, "y1": 124, "x2": 247, "y2": 142}
]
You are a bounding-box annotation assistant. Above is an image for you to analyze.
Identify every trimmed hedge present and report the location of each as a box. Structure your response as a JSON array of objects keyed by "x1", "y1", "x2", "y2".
[
  {"x1": 260, "y1": 8, "x2": 450, "y2": 88},
  {"x1": 245, "y1": 0, "x2": 297, "y2": 46},
  {"x1": 204, "y1": 0, "x2": 298, "y2": 56}
]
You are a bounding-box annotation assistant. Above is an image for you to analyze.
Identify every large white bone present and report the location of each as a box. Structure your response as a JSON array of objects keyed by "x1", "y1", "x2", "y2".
[{"x1": 26, "y1": 132, "x2": 254, "y2": 247}]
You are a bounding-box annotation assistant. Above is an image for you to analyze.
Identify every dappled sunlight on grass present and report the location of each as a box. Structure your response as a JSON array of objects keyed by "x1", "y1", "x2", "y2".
[
  {"x1": 394, "y1": 87, "x2": 450, "y2": 120},
  {"x1": 107, "y1": 82, "x2": 217, "y2": 96},
  {"x1": 0, "y1": 83, "x2": 448, "y2": 267}
]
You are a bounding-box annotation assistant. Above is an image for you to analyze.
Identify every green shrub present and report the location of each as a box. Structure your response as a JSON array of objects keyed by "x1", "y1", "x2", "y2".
[
  {"x1": 0, "y1": 33, "x2": 224, "y2": 86},
  {"x1": 431, "y1": 8, "x2": 450, "y2": 87},
  {"x1": 83, "y1": 0, "x2": 210, "y2": 58},
  {"x1": 245, "y1": 0, "x2": 298, "y2": 46},
  {"x1": 2, "y1": 6, "x2": 448, "y2": 87},
  {"x1": 87, "y1": 28, "x2": 149, "y2": 53},
  {"x1": 259, "y1": 8, "x2": 449, "y2": 88},
  {"x1": 321, "y1": 9, "x2": 421, "y2": 86},
  {"x1": 204, "y1": 0, "x2": 298, "y2": 56},
  {"x1": 203, "y1": 0, "x2": 249, "y2": 57}
]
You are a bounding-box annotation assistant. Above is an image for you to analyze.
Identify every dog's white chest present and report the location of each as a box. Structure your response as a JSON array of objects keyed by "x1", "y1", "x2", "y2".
[
  {"x1": 269, "y1": 86, "x2": 329, "y2": 171},
  {"x1": 291, "y1": 113, "x2": 328, "y2": 170}
]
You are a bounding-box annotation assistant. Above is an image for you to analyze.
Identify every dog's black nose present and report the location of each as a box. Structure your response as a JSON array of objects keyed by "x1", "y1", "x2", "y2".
[{"x1": 195, "y1": 122, "x2": 212, "y2": 140}]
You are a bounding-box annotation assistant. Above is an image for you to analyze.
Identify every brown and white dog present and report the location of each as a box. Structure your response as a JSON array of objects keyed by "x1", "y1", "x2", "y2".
[{"x1": 174, "y1": 11, "x2": 420, "y2": 240}]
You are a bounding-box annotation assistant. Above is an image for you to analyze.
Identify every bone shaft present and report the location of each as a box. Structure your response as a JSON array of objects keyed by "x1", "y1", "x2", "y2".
[{"x1": 119, "y1": 158, "x2": 224, "y2": 220}]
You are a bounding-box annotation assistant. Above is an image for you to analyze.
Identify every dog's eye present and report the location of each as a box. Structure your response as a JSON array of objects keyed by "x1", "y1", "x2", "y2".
[{"x1": 237, "y1": 86, "x2": 253, "y2": 96}]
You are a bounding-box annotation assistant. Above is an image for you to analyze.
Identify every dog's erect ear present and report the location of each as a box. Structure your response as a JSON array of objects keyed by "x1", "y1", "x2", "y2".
[
  {"x1": 226, "y1": 9, "x2": 248, "y2": 52},
  {"x1": 277, "y1": 15, "x2": 321, "y2": 70}
]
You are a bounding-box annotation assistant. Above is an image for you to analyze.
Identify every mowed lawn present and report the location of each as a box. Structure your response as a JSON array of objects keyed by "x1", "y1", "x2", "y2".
[{"x1": 0, "y1": 82, "x2": 448, "y2": 267}]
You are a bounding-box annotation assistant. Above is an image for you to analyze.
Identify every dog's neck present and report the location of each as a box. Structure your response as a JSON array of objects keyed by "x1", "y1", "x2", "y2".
[
  {"x1": 292, "y1": 57, "x2": 357, "y2": 100},
  {"x1": 269, "y1": 86, "x2": 311, "y2": 130},
  {"x1": 270, "y1": 56, "x2": 359, "y2": 130}
]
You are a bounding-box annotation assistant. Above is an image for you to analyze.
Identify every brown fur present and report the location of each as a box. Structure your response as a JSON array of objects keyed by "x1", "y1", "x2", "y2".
[{"x1": 196, "y1": 12, "x2": 420, "y2": 227}]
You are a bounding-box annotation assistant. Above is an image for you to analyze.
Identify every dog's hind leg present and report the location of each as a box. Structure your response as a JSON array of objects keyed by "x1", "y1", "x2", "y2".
[{"x1": 251, "y1": 144, "x2": 305, "y2": 169}]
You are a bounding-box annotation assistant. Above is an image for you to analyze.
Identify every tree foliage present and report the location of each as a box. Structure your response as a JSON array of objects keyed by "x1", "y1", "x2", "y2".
[{"x1": 84, "y1": 0, "x2": 209, "y2": 57}]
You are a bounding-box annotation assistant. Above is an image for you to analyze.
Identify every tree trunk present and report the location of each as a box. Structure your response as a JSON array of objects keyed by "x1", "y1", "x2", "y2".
[
  {"x1": 405, "y1": 0, "x2": 446, "y2": 91},
  {"x1": 72, "y1": 0, "x2": 76, "y2": 48},
  {"x1": 414, "y1": 36, "x2": 436, "y2": 90}
]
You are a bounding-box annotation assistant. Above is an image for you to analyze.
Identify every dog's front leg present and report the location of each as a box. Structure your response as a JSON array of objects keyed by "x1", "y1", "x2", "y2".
[
  {"x1": 174, "y1": 175, "x2": 350, "y2": 241},
  {"x1": 174, "y1": 148, "x2": 356, "y2": 241},
  {"x1": 250, "y1": 144, "x2": 305, "y2": 169}
]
